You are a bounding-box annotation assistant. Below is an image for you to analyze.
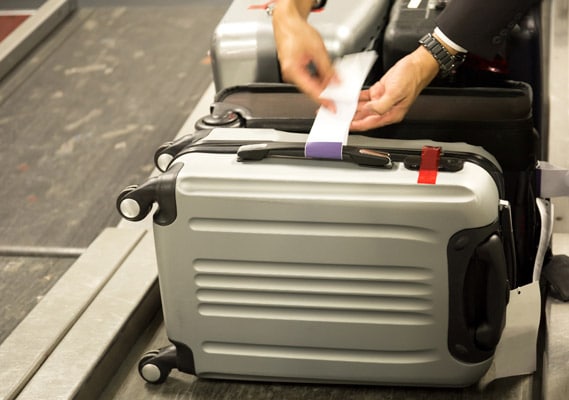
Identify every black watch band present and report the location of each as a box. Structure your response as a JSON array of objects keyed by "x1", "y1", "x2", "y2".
[
  {"x1": 311, "y1": 0, "x2": 327, "y2": 10},
  {"x1": 419, "y1": 33, "x2": 465, "y2": 77}
]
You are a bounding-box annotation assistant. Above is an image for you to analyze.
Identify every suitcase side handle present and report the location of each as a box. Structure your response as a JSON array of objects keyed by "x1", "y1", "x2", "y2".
[
  {"x1": 448, "y1": 224, "x2": 510, "y2": 363},
  {"x1": 472, "y1": 234, "x2": 510, "y2": 351},
  {"x1": 237, "y1": 142, "x2": 392, "y2": 168}
]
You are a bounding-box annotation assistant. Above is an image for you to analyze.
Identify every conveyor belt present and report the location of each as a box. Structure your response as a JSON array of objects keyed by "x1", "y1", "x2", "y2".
[
  {"x1": 1, "y1": 0, "x2": 569, "y2": 399},
  {"x1": 0, "y1": 4, "x2": 230, "y2": 398}
]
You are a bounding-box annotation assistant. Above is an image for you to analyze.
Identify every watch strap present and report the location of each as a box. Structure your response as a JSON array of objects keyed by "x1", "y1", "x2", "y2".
[
  {"x1": 311, "y1": 0, "x2": 327, "y2": 10},
  {"x1": 419, "y1": 33, "x2": 466, "y2": 77}
]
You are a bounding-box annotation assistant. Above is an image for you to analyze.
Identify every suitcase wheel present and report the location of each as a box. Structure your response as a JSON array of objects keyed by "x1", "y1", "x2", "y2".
[
  {"x1": 155, "y1": 151, "x2": 174, "y2": 173},
  {"x1": 153, "y1": 132, "x2": 206, "y2": 172},
  {"x1": 138, "y1": 346, "x2": 176, "y2": 385},
  {"x1": 117, "y1": 185, "x2": 147, "y2": 221}
]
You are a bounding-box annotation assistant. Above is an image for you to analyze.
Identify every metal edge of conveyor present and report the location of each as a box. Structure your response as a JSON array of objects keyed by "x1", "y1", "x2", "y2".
[
  {"x1": 543, "y1": 233, "x2": 569, "y2": 400},
  {"x1": 0, "y1": 0, "x2": 77, "y2": 81},
  {"x1": 0, "y1": 84, "x2": 215, "y2": 400},
  {"x1": 14, "y1": 229, "x2": 160, "y2": 400},
  {"x1": 0, "y1": 227, "x2": 146, "y2": 400}
]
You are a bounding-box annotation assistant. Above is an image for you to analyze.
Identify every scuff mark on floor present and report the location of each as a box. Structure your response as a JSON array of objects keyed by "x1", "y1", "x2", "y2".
[
  {"x1": 101, "y1": 124, "x2": 139, "y2": 139},
  {"x1": 64, "y1": 109, "x2": 103, "y2": 132}
]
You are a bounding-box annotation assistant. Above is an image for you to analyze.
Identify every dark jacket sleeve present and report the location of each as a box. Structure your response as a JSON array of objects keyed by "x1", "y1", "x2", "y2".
[{"x1": 437, "y1": 0, "x2": 541, "y2": 60}]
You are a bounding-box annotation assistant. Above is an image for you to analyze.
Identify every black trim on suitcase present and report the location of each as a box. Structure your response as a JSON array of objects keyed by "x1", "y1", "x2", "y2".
[
  {"x1": 447, "y1": 221, "x2": 510, "y2": 364},
  {"x1": 172, "y1": 340, "x2": 197, "y2": 376},
  {"x1": 165, "y1": 138, "x2": 507, "y2": 199},
  {"x1": 117, "y1": 163, "x2": 183, "y2": 226}
]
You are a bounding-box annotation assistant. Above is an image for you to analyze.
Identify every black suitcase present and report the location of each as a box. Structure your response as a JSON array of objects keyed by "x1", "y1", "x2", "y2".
[
  {"x1": 196, "y1": 82, "x2": 537, "y2": 171},
  {"x1": 191, "y1": 82, "x2": 540, "y2": 285},
  {"x1": 382, "y1": 0, "x2": 545, "y2": 137}
]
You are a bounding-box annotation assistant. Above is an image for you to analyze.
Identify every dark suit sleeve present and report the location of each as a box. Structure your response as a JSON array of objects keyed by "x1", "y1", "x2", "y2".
[{"x1": 437, "y1": 0, "x2": 541, "y2": 60}]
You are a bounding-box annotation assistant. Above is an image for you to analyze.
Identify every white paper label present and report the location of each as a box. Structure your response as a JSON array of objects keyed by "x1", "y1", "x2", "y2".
[{"x1": 306, "y1": 51, "x2": 377, "y2": 158}]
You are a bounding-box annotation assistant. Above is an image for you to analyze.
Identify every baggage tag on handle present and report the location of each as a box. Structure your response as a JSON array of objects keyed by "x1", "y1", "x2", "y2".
[{"x1": 305, "y1": 51, "x2": 377, "y2": 160}]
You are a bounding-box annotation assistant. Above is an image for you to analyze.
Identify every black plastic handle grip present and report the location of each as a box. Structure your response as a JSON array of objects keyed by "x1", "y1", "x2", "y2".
[
  {"x1": 237, "y1": 142, "x2": 392, "y2": 168},
  {"x1": 473, "y1": 234, "x2": 510, "y2": 351},
  {"x1": 116, "y1": 163, "x2": 183, "y2": 226}
]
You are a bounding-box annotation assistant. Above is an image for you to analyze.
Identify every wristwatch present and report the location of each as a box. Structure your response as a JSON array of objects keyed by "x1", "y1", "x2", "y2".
[
  {"x1": 419, "y1": 33, "x2": 466, "y2": 77},
  {"x1": 311, "y1": 0, "x2": 327, "y2": 10}
]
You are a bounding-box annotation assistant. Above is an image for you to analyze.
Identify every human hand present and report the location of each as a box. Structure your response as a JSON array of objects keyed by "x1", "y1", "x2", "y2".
[
  {"x1": 350, "y1": 46, "x2": 440, "y2": 131},
  {"x1": 272, "y1": 0, "x2": 336, "y2": 110}
]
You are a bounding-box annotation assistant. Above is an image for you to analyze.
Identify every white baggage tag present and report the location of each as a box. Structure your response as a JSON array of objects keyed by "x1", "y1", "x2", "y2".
[
  {"x1": 478, "y1": 281, "x2": 542, "y2": 387},
  {"x1": 305, "y1": 51, "x2": 377, "y2": 159},
  {"x1": 534, "y1": 198, "x2": 554, "y2": 281},
  {"x1": 537, "y1": 161, "x2": 569, "y2": 197}
]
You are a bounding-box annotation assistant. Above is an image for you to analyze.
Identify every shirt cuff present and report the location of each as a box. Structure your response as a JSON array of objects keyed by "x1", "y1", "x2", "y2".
[{"x1": 434, "y1": 27, "x2": 468, "y2": 54}]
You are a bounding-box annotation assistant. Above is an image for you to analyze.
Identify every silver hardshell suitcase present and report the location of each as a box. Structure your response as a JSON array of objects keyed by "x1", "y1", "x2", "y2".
[
  {"x1": 118, "y1": 128, "x2": 512, "y2": 387},
  {"x1": 210, "y1": 0, "x2": 390, "y2": 92}
]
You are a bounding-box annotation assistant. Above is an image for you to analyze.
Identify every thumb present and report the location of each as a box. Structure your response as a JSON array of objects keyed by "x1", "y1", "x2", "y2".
[{"x1": 364, "y1": 93, "x2": 399, "y2": 117}]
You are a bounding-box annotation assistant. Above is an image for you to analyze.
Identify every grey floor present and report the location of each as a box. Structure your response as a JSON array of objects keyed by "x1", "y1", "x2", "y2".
[
  {"x1": 1, "y1": 0, "x2": 568, "y2": 399},
  {"x1": 0, "y1": 0, "x2": 231, "y2": 343}
]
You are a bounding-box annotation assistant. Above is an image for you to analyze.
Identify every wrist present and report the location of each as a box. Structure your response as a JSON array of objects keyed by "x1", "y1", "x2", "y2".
[
  {"x1": 275, "y1": 0, "x2": 313, "y2": 19},
  {"x1": 411, "y1": 46, "x2": 440, "y2": 86}
]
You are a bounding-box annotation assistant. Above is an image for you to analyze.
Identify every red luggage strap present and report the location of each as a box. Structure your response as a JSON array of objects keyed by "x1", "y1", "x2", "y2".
[{"x1": 418, "y1": 146, "x2": 441, "y2": 184}]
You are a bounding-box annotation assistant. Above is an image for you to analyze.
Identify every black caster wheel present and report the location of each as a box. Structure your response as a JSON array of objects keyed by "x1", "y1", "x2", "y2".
[
  {"x1": 137, "y1": 345, "x2": 177, "y2": 384},
  {"x1": 116, "y1": 185, "x2": 143, "y2": 220},
  {"x1": 138, "y1": 351, "x2": 170, "y2": 384}
]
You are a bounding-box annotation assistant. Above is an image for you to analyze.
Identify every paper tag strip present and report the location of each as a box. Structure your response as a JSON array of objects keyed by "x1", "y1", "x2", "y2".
[
  {"x1": 537, "y1": 161, "x2": 569, "y2": 197},
  {"x1": 305, "y1": 51, "x2": 377, "y2": 160},
  {"x1": 478, "y1": 281, "x2": 541, "y2": 387},
  {"x1": 533, "y1": 198, "x2": 554, "y2": 281}
]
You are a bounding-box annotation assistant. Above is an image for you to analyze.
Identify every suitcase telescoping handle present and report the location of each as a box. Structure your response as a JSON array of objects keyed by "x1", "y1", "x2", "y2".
[{"x1": 237, "y1": 142, "x2": 392, "y2": 168}]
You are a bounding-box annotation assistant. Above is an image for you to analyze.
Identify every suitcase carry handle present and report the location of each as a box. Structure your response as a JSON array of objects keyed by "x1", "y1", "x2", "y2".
[
  {"x1": 237, "y1": 142, "x2": 392, "y2": 168},
  {"x1": 237, "y1": 142, "x2": 470, "y2": 173},
  {"x1": 468, "y1": 234, "x2": 510, "y2": 351}
]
